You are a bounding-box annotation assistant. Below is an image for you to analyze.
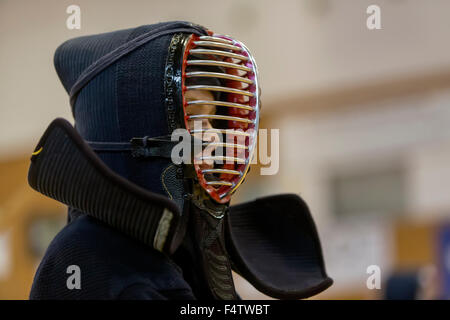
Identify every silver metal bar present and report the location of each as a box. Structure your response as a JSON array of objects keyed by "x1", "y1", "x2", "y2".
[
  {"x1": 186, "y1": 71, "x2": 253, "y2": 84},
  {"x1": 202, "y1": 169, "x2": 242, "y2": 175},
  {"x1": 189, "y1": 48, "x2": 248, "y2": 61},
  {"x1": 200, "y1": 156, "x2": 246, "y2": 163},
  {"x1": 202, "y1": 142, "x2": 248, "y2": 150},
  {"x1": 198, "y1": 36, "x2": 233, "y2": 44},
  {"x1": 187, "y1": 100, "x2": 254, "y2": 111},
  {"x1": 193, "y1": 41, "x2": 242, "y2": 52},
  {"x1": 205, "y1": 181, "x2": 234, "y2": 187},
  {"x1": 186, "y1": 85, "x2": 254, "y2": 97},
  {"x1": 186, "y1": 60, "x2": 251, "y2": 72},
  {"x1": 188, "y1": 114, "x2": 254, "y2": 124},
  {"x1": 190, "y1": 129, "x2": 251, "y2": 137},
  {"x1": 227, "y1": 39, "x2": 260, "y2": 196}
]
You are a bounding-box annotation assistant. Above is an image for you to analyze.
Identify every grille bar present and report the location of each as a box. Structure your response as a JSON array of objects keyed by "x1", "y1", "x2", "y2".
[
  {"x1": 186, "y1": 71, "x2": 253, "y2": 84},
  {"x1": 202, "y1": 142, "x2": 248, "y2": 150},
  {"x1": 188, "y1": 114, "x2": 254, "y2": 124},
  {"x1": 199, "y1": 156, "x2": 246, "y2": 164},
  {"x1": 202, "y1": 168, "x2": 242, "y2": 175},
  {"x1": 189, "y1": 49, "x2": 248, "y2": 61},
  {"x1": 190, "y1": 129, "x2": 251, "y2": 137},
  {"x1": 186, "y1": 85, "x2": 254, "y2": 97},
  {"x1": 198, "y1": 36, "x2": 233, "y2": 44},
  {"x1": 187, "y1": 100, "x2": 253, "y2": 111},
  {"x1": 186, "y1": 60, "x2": 252, "y2": 72},
  {"x1": 193, "y1": 41, "x2": 242, "y2": 51},
  {"x1": 205, "y1": 181, "x2": 234, "y2": 186}
]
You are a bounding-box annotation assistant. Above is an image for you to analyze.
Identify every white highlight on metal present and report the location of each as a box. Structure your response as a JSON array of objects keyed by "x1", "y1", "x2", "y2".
[
  {"x1": 206, "y1": 181, "x2": 234, "y2": 186},
  {"x1": 201, "y1": 168, "x2": 242, "y2": 175},
  {"x1": 186, "y1": 71, "x2": 253, "y2": 84},
  {"x1": 188, "y1": 114, "x2": 254, "y2": 124},
  {"x1": 199, "y1": 36, "x2": 233, "y2": 44},
  {"x1": 189, "y1": 48, "x2": 249, "y2": 61},
  {"x1": 187, "y1": 100, "x2": 254, "y2": 111},
  {"x1": 186, "y1": 60, "x2": 252, "y2": 72},
  {"x1": 186, "y1": 85, "x2": 254, "y2": 97},
  {"x1": 193, "y1": 41, "x2": 242, "y2": 51}
]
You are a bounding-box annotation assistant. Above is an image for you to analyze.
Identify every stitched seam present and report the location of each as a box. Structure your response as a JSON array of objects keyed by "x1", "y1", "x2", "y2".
[{"x1": 161, "y1": 164, "x2": 175, "y2": 200}]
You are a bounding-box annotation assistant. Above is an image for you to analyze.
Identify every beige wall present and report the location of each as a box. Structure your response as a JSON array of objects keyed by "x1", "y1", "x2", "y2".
[{"x1": 2, "y1": 0, "x2": 450, "y2": 158}]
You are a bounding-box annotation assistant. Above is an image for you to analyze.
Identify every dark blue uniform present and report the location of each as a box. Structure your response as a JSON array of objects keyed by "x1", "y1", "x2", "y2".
[{"x1": 30, "y1": 209, "x2": 195, "y2": 300}]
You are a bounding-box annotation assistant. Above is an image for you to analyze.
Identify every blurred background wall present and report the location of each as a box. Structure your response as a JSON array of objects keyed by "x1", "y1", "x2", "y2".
[{"x1": 1, "y1": 0, "x2": 450, "y2": 299}]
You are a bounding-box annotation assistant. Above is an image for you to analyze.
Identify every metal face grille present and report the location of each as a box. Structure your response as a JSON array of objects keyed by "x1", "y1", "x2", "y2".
[{"x1": 182, "y1": 32, "x2": 260, "y2": 204}]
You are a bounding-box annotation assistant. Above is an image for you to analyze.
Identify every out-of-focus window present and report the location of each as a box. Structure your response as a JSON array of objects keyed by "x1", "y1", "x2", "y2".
[
  {"x1": 0, "y1": 231, "x2": 12, "y2": 280},
  {"x1": 330, "y1": 165, "x2": 406, "y2": 218},
  {"x1": 27, "y1": 214, "x2": 65, "y2": 259}
]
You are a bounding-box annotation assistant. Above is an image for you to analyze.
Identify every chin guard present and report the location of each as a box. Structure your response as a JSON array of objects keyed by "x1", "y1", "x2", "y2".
[
  {"x1": 28, "y1": 118, "x2": 186, "y2": 255},
  {"x1": 226, "y1": 194, "x2": 333, "y2": 299}
]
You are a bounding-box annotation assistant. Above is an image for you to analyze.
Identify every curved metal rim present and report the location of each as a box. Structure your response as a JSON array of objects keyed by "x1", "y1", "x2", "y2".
[
  {"x1": 220, "y1": 36, "x2": 260, "y2": 196},
  {"x1": 182, "y1": 33, "x2": 260, "y2": 203}
]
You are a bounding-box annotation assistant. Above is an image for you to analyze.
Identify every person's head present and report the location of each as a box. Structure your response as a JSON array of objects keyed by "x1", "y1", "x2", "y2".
[
  {"x1": 54, "y1": 21, "x2": 259, "y2": 208},
  {"x1": 185, "y1": 89, "x2": 216, "y2": 131},
  {"x1": 184, "y1": 63, "x2": 221, "y2": 132}
]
